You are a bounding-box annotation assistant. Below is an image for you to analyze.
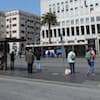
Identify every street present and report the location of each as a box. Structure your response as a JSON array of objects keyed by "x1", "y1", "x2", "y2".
[
  {"x1": 0, "y1": 57, "x2": 100, "y2": 100},
  {"x1": 0, "y1": 75, "x2": 100, "y2": 100}
]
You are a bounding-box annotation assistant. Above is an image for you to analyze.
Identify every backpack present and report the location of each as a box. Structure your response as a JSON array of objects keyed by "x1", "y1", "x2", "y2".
[
  {"x1": 71, "y1": 53, "x2": 75, "y2": 60},
  {"x1": 85, "y1": 52, "x2": 90, "y2": 60}
]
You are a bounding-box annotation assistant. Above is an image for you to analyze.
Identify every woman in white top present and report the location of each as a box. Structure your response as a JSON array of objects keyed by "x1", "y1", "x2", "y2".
[{"x1": 67, "y1": 49, "x2": 76, "y2": 74}]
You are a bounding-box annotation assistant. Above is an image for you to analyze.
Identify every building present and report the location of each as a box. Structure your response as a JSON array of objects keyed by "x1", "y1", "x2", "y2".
[
  {"x1": 40, "y1": 0, "x2": 100, "y2": 56},
  {"x1": 0, "y1": 10, "x2": 40, "y2": 54},
  {"x1": 0, "y1": 12, "x2": 6, "y2": 38}
]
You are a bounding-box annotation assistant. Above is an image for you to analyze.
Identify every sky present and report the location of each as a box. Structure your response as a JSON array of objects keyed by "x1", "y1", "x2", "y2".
[{"x1": 0, "y1": 0, "x2": 40, "y2": 16}]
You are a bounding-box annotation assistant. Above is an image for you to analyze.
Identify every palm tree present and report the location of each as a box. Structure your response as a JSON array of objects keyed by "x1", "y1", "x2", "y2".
[{"x1": 41, "y1": 12, "x2": 57, "y2": 43}]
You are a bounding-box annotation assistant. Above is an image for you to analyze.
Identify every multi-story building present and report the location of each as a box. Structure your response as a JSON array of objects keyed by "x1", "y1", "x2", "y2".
[
  {"x1": 0, "y1": 12, "x2": 6, "y2": 38},
  {"x1": 0, "y1": 12, "x2": 6, "y2": 53},
  {"x1": 0, "y1": 10, "x2": 40, "y2": 54},
  {"x1": 41, "y1": 0, "x2": 100, "y2": 56}
]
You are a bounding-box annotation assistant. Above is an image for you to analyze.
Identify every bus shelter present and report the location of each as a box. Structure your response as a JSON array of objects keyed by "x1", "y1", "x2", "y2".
[{"x1": 0, "y1": 37, "x2": 26, "y2": 71}]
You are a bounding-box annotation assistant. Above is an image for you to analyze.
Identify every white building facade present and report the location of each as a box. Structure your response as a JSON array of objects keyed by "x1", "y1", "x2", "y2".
[
  {"x1": 41, "y1": 0, "x2": 100, "y2": 56},
  {"x1": 0, "y1": 10, "x2": 40, "y2": 54}
]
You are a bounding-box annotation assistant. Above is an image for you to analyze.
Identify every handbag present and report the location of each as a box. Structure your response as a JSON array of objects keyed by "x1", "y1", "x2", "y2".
[{"x1": 65, "y1": 68, "x2": 71, "y2": 76}]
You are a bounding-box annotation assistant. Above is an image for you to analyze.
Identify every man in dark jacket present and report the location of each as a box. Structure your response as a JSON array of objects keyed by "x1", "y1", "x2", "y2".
[
  {"x1": 10, "y1": 51, "x2": 15, "y2": 70},
  {"x1": 25, "y1": 49, "x2": 34, "y2": 73}
]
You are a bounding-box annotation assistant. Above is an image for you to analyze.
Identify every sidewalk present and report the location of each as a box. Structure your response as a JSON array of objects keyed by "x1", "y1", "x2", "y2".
[{"x1": 0, "y1": 56, "x2": 100, "y2": 87}]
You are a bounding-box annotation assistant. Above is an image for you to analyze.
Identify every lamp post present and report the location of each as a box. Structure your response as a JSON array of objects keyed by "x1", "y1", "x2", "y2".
[
  {"x1": 60, "y1": 34, "x2": 65, "y2": 57},
  {"x1": 60, "y1": 33, "x2": 66, "y2": 68}
]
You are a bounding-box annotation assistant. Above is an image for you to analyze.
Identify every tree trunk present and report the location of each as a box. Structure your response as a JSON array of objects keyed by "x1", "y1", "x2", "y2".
[{"x1": 48, "y1": 23, "x2": 51, "y2": 43}]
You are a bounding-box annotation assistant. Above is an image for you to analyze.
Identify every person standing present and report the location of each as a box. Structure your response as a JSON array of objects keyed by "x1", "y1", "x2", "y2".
[
  {"x1": 10, "y1": 51, "x2": 15, "y2": 70},
  {"x1": 85, "y1": 49, "x2": 90, "y2": 67},
  {"x1": 35, "y1": 49, "x2": 41, "y2": 72},
  {"x1": 18, "y1": 51, "x2": 22, "y2": 58},
  {"x1": 67, "y1": 49, "x2": 76, "y2": 74},
  {"x1": 87, "y1": 47, "x2": 95, "y2": 75},
  {"x1": 25, "y1": 49, "x2": 34, "y2": 73},
  {"x1": 0, "y1": 52, "x2": 4, "y2": 70}
]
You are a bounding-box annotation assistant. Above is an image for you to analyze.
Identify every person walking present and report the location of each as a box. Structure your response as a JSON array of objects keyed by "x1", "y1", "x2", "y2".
[
  {"x1": 25, "y1": 49, "x2": 34, "y2": 73},
  {"x1": 35, "y1": 49, "x2": 41, "y2": 72},
  {"x1": 86, "y1": 47, "x2": 95, "y2": 75},
  {"x1": 10, "y1": 51, "x2": 15, "y2": 70},
  {"x1": 67, "y1": 48, "x2": 76, "y2": 74}
]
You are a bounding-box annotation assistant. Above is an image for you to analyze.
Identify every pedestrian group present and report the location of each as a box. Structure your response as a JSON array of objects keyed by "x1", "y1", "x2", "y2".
[
  {"x1": 66, "y1": 47, "x2": 95, "y2": 75},
  {"x1": 0, "y1": 46, "x2": 96, "y2": 76}
]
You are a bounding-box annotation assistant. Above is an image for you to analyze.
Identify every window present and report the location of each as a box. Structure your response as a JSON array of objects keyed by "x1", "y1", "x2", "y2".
[
  {"x1": 97, "y1": 24, "x2": 100, "y2": 33},
  {"x1": 90, "y1": 4, "x2": 93, "y2": 7},
  {"x1": 62, "y1": 21, "x2": 65, "y2": 26},
  {"x1": 49, "y1": 4, "x2": 51, "y2": 12},
  {"x1": 54, "y1": 29, "x2": 56, "y2": 37},
  {"x1": 62, "y1": 28, "x2": 65, "y2": 36},
  {"x1": 9, "y1": 18, "x2": 11, "y2": 23},
  {"x1": 91, "y1": 25, "x2": 95, "y2": 34},
  {"x1": 66, "y1": 20, "x2": 69, "y2": 25},
  {"x1": 12, "y1": 30, "x2": 16, "y2": 33},
  {"x1": 96, "y1": 16, "x2": 100, "y2": 21},
  {"x1": 53, "y1": 4, "x2": 55, "y2": 13},
  {"x1": 76, "y1": 26, "x2": 79, "y2": 35},
  {"x1": 75, "y1": 7, "x2": 78, "y2": 10},
  {"x1": 67, "y1": 28, "x2": 70, "y2": 36},
  {"x1": 86, "y1": 17, "x2": 89, "y2": 23},
  {"x1": 71, "y1": 27, "x2": 74, "y2": 36},
  {"x1": 86, "y1": 25, "x2": 90, "y2": 34},
  {"x1": 90, "y1": 8, "x2": 94, "y2": 12},
  {"x1": 6, "y1": 19, "x2": 9, "y2": 21},
  {"x1": 76, "y1": 19, "x2": 79, "y2": 24},
  {"x1": 58, "y1": 28, "x2": 60, "y2": 36},
  {"x1": 70, "y1": 0, "x2": 73, "y2": 2},
  {"x1": 61, "y1": 2, "x2": 64, "y2": 12},
  {"x1": 6, "y1": 31, "x2": 9, "y2": 34},
  {"x1": 12, "y1": 17, "x2": 16, "y2": 20},
  {"x1": 1, "y1": 25, "x2": 4, "y2": 28},
  {"x1": 71, "y1": 20, "x2": 74, "y2": 25},
  {"x1": 95, "y1": 3, "x2": 99, "y2": 6},
  {"x1": 57, "y1": 3, "x2": 60, "y2": 13},
  {"x1": 81, "y1": 26, "x2": 84, "y2": 35},
  {"x1": 21, "y1": 24, "x2": 24, "y2": 27},
  {"x1": 12, "y1": 24, "x2": 16, "y2": 27},
  {"x1": 6, "y1": 25, "x2": 9, "y2": 28},
  {"x1": 66, "y1": 9, "x2": 68, "y2": 11},
  {"x1": 50, "y1": 30, "x2": 52, "y2": 37},
  {"x1": 42, "y1": 30, "x2": 45, "y2": 38},
  {"x1": 80, "y1": 18, "x2": 84, "y2": 24},
  {"x1": 70, "y1": 8, "x2": 73, "y2": 11},
  {"x1": 46, "y1": 30, "x2": 48, "y2": 37},
  {"x1": 21, "y1": 31, "x2": 24, "y2": 33},
  {"x1": 91, "y1": 17, "x2": 95, "y2": 22},
  {"x1": 65, "y1": 1, "x2": 68, "y2": 11}
]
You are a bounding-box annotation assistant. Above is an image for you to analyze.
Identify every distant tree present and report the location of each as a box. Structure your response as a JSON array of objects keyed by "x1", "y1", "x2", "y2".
[{"x1": 41, "y1": 12, "x2": 57, "y2": 43}]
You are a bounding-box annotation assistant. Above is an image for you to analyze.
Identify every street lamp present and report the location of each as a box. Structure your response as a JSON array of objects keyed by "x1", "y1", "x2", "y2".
[
  {"x1": 60, "y1": 34, "x2": 65, "y2": 57},
  {"x1": 60, "y1": 33, "x2": 66, "y2": 68}
]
